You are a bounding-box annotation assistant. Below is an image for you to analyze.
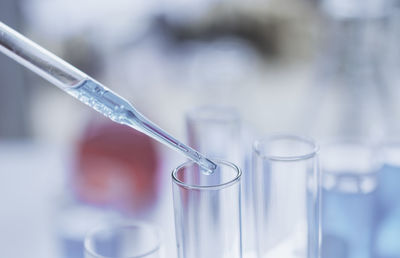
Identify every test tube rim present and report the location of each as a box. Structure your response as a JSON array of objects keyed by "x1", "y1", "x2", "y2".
[
  {"x1": 84, "y1": 221, "x2": 162, "y2": 258},
  {"x1": 254, "y1": 134, "x2": 319, "y2": 162},
  {"x1": 172, "y1": 159, "x2": 242, "y2": 190}
]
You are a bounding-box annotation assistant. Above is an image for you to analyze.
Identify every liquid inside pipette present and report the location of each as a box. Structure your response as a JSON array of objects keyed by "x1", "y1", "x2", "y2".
[
  {"x1": 66, "y1": 79, "x2": 217, "y2": 174},
  {"x1": 0, "y1": 21, "x2": 216, "y2": 173}
]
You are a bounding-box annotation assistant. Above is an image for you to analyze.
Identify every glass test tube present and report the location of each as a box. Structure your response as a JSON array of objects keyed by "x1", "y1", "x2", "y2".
[
  {"x1": 186, "y1": 106, "x2": 241, "y2": 162},
  {"x1": 185, "y1": 106, "x2": 255, "y2": 254},
  {"x1": 172, "y1": 160, "x2": 242, "y2": 258},
  {"x1": 320, "y1": 140, "x2": 380, "y2": 258},
  {"x1": 253, "y1": 135, "x2": 320, "y2": 258},
  {"x1": 84, "y1": 222, "x2": 163, "y2": 258}
]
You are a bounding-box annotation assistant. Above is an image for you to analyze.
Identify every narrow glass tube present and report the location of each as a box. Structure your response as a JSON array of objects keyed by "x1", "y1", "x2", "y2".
[
  {"x1": 0, "y1": 21, "x2": 85, "y2": 89},
  {"x1": 253, "y1": 135, "x2": 320, "y2": 258},
  {"x1": 172, "y1": 160, "x2": 242, "y2": 258},
  {"x1": 84, "y1": 222, "x2": 163, "y2": 258},
  {"x1": 185, "y1": 106, "x2": 255, "y2": 254},
  {"x1": 0, "y1": 21, "x2": 217, "y2": 172}
]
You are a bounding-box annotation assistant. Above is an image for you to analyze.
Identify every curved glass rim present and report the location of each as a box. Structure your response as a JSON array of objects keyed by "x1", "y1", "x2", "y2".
[
  {"x1": 253, "y1": 134, "x2": 319, "y2": 161},
  {"x1": 172, "y1": 159, "x2": 242, "y2": 190},
  {"x1": 84, "y1": 222, "x2": 162, "y2": 258},
  {"x1": 185, "y1": 105, "x2": 240, "y2": 124}
]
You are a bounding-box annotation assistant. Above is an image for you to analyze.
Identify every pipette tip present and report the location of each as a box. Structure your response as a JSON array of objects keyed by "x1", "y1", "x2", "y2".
[{"x1": 198, "y1": 157, "x2": 218, "y2": 175}]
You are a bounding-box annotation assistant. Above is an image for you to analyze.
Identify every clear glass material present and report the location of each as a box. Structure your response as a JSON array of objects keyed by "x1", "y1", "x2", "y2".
[
  {"x1": 374, "y1": 140, "x2": 400, "y2": 258},
  {"x1": 55, "y1": 197, "x2": 120, "y2": 258},
  {"x1": 186, "y1": 106, "x2": 255, "y2": 254},
  {"x1": 253, "y1": 135, "x2": 320, "y2": 258},
  {"x1": 0, "y1": 21, "x2": 216, "y2": 172},
  {"x1": 172, "y1": 160, "x2": 242, "y2": 258},
  {"x1": 320, "y1": 140, "x2": 380, "y2": 258},
  {"x1": 307, "y1": 5, "x2": 390, "y2": 142},
  {"x1": 84, "y1": 222, "x2": 163, "y2": 258}
]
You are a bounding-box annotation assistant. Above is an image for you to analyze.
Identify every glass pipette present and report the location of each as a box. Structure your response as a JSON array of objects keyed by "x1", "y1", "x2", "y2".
[{"x1": 0, "y1": 22, "x2": 217, "y2": 173}]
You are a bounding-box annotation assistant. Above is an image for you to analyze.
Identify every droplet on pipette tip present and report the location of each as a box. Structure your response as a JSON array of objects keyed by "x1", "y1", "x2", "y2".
[{"x1": 199, "y1": 157, "x2": 217, "y2": 175}]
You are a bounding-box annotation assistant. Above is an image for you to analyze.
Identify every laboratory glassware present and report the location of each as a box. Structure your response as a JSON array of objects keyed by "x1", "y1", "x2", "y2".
[
  {"x1": 305, "y1": 1, "x2": 394, "y2": 142},
  {"x1": 186, "y1": 106, "x2": 256, "y2": 254},
  {"x1": 253, "y1": 134, "x2": 320, "y2": 258},
  {"x1": 320, "y1": 140, "x2": 380, "y2": 258},
  {"x1": 374, "y1": 139, "x2": 400, "y2": 258},
  {"x1": 55, "y1": 196, "x2": 120, "y2": 258},
  {"x1": 0, "y1": 21, "x2": 216, "y2": 173},
  {"x1": 172, "y1": 159, "x2": 242, "y2": 258},
  {"x1": 84, "y1": 222, "x2": 163, "y2": 258}
]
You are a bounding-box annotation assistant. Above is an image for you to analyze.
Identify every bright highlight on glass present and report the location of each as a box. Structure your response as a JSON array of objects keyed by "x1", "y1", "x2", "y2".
[
  {"x1": 84, "y1": 222, "x2": 163, "y2": 258},
  {"x1": 172, "y1": 159, "x2": 242, "y2": 258},
  {"x1": 0, "y1": 21, "x2": 216, "y2": 173},
  {"x1": 253, "y1": 135, "x2": 320, "y2": 258}
]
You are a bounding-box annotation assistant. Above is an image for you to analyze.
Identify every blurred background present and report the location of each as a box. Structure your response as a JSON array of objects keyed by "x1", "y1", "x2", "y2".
[{"x1": 1, "y1": 0, "x2": 400, "y2": 257}]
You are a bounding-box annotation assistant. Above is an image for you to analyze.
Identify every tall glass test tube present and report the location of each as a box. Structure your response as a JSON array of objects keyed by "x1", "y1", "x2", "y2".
[
  {"x1": 253, "y1": 135, "x2": 320, "y2": 258},
  {"x1": 186, "y1": 106, "x2": 255, "y2": 254},
  {"x1": 172, "y1": 160, "x2": 242, "y2": 258}
]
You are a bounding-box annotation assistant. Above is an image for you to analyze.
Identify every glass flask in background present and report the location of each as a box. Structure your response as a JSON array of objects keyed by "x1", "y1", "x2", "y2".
[
  {"x1": 252, "y1": 135, "x2": 320, "y2": 258},
  {"x1": 380, "y1": 1, "x2": 400, "y2": 137},
  {"x1": 186, "y1": 106, "x2": 256, "y2": 256},
  {"x1": 374, "y1": 139, "x2": 400, "y2": 258},
  {"x1": 306, "y1": 0, "x2": 394, "y2": 142},
  {"x1": 172, "y1": 160, "x2": 242, "y2": 258},
  {"x1": 320, "y1": 140, "x2": 381, "y2": 258}
]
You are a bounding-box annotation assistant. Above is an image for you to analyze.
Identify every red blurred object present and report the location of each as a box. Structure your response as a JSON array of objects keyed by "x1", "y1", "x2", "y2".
[{"x1": 72, "y1": 119, "x2": 161, "y2": 215}]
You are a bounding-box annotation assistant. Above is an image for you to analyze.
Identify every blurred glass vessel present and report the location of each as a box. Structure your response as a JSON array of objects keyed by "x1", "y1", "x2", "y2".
[
  {"x1": 308, "y1": 0, "x2": 395, "y2": 142},
  {"x1": 375, "y1": 140, "x2": 400, "y2": 258},
  {"x1": 172, "y1": 160, "x2": 242, "y2": 258},
  {"x1": 186, "y1": 106, "x2": 256, "y2": 255},
  {"x1": 252, "y1": 135, "x2": 320, "y2": 258},
  {"x1": 320, "y1": 140, "x2": 381, "y2": 258},
  {"x1": 55, "y1": 198, "x2": 120, "y2": 258},
  {"x1": 84, "y1": 222, "x2": 163, "y2": 258},
  {"x1": 73, "y1": 119, "x2": 161, "y2": 216}
]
